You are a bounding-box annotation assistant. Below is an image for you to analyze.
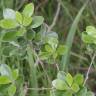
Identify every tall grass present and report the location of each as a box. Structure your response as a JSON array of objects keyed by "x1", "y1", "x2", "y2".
[{"x1": 61, "y1": 0, "x2": 90, "y2": 70}]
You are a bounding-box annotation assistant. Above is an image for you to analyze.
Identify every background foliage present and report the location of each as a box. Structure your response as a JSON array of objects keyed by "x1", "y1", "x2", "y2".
[{"x1": 0, "y1": 0, "x2": 96, "y2": 96}]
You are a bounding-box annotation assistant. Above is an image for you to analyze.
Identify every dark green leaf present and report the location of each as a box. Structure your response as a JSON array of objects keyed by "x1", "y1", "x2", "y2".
[
  {"x1": 57, "y1": 45, "x2": 68, "y2": 55},
  {"x1": 3, "y1": 31, "x2": 18, "y2": 41}
]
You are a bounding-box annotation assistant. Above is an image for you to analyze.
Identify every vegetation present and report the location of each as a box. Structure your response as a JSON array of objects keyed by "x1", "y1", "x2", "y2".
[{"x1": 0, "y1": 0, "x2": 96, "y2": 96}]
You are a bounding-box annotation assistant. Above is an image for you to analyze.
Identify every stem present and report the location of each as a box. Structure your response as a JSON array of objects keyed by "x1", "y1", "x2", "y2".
[
  {"x1": 83, "y1": 51, "x2": 96, "y2": 86},
  {"x1": 27, "y1": 44, "x2": 38, "y2": 96},
  {"x1": 47, "y1": 0, "x2": 61, "y2": 32}
]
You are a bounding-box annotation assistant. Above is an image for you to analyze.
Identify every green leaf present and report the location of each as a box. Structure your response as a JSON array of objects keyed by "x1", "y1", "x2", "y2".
[
  {"x1": 86, "y1": 91, "x2": 94, "y2": 96},
  {"x1": 52, "y1": 79, "x2": 69, "y2": 90},
  {"x1": 74, "y1": 74, "x2": 84, "y2": 85},
  {"x1": 53, "y1": 52, "x2": 58, "y2": 59},
  {"x1": 39, "y1": 52, "x2": 51, "y2": 60},
  {"x1": 57, "y1": 71, "x2": 66, "y2": 81},
  {"x1": 16, "y1": 11, "x2": 22, "y2": 24},
  {"x1": 45, "y1": 44, "x2": 53, "y2": 53},
  {"x1": 3, "y1": 31, "x2": 18, "y2": 41},
  {"x1": 3, "y1": 46, "x2": 14, "y2": 56},
  {"x1": 71, "y1": 83, "x2": 79, "y2": 92},
  {"x1": 12, "y1": 69, "x2": 19, "y2": 81},
  {"x1": 86, "y1": 26, "x2": 96, "y2": 37},
  {"x1": 77, "y1": 87, "x2": 87, "y2": 96},
  {"x1": 3, "y1": 8, "x2": 16, "y2": 19},
  {"x1": 0, "y1": 64, "x2": 12, "y2": 77},
  {"x1": 0, "y1": 76, "x2": 11, "y2": 84},
  {"x1": 46, "y1": 32, "x2": 58, "y2": 39},
  {"x1": 57, "y1": 45, "x2": 68, "y2": 55},
  {"x1": 8, "y1": 84, "x2": 16, "y2": 96},
  {"x1": 16, "y1": 27, "x2": 26, "y2": 36},
  {"x1": 23, "y1": 3, "x2": 34, "y2": 17},
  {"x1": 82, "y1": 33, "x2": 94, "y2": 44},
  {"x1": 66, "y1": 73, "x2": 73, "y2": 87},
  {"x1": 26, "y1": 30, "x2": 35, "y2": 40},
  {"x1": 0, "y1": 19, "x2": 18, "y2": 29},
  {"x1": 46, "y1": 37, "x2": 58, "y2": 50},
  {"x1": 23, "y1": 16, "x2": 32, "y2": 26},
  {"x1": 31, "y1": 16, "x2": 44, "y2": 28},
  {"x1": 63, "y1": 91, "x2": 73, "y2": 96}
]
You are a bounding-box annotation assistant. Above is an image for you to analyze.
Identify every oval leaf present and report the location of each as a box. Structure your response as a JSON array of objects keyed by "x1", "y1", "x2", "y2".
[
  {"x1": 74, "y1": 74, "x2": 84, "y2": 85},
  {"x1": 16, "y1": 11, "x2": 22, "y2": 24},
  {"x1": 66, "y1": 73, "x2": 73, "y2": 87},
  {"x1": 8, "y1": 84, "x2": 16, "y2": 96},
  {"x1": 0, "y1": 76, "x2": 11, "y2": 84},
  {"x1": 52, "y1": 79, "x2": 69, "y2": 90},
  {"x1": 0, "y1": 19, "x2": 18, "y2": 29},
  {"x1": 71, "y1": 83, "x2": 79, "y2": 92},
  {"x1": 23, "y1": 16, "x2": 32, "y2": 26},
  {"x1": 3, "y1": 8, "x2": 16, "y2": 19},
  {"x1": 31, "y1": 16, "x2": 44, "y2": 28},
  {"x1": 23, "y1": 3, "x2": 34, "y2": 17},
  {"x1": 12, "y1": 69, "x2": 19, "y2": 81}
]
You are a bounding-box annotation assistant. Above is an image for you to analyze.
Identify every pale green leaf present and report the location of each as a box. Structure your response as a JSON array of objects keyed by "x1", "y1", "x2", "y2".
[
  {"x1": 0, "y1": 19, "x2": 18, "y2": 29},
  {"x1": 23, "y1": 16, "x2": 32, "y2": 26},
  {"x1": 16, "y1": 11, "x2": 22, "y2": 24},
  {"x1": 86, "y1": 26, "x2": 96, "y2": 37},
  {"x1": 82, "y1": 33, "x2": 94, "y2": 44},
  {"x1": 45, "y1": 44, "x2": 53, "y2": 53},
  {"x1": 31, "y1": 16, "x2": 44, "y2": 28},
  {"x1": 52, "y1": 79, "x2": 69, "y2": 90},
  {"x1": 23, "y1": 3, "x2": 34, "y2": 17},
  {"x1": 3, "y1": 8, "x2": 16, "y2": 19},
  {"x1": 66, "y1": 73, "x2": 73, "y2": 86},
  {"x1": 71, "y1": 83, "x2": 79, "y2": 92},
  {"x1": 86, "y1": 91, "x2": 94, "y2": 96},
  {"x1": 12, "y1": 69, "x2": 19, "y2": 81},
  {"x1": 8, "y1": 84, "x2": 16, "y2": 96},
  {"x1": 0, "y1": 76, "x2": 11, "y2": 84}
]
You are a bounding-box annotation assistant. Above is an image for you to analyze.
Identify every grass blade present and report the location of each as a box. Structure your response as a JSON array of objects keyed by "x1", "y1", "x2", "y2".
[
  {"x1": 61, "y1": 0, "x2": 90, "y2": 70},
  {"x1": 27, "y1": 45, "x2": 38, "y2": 96}
]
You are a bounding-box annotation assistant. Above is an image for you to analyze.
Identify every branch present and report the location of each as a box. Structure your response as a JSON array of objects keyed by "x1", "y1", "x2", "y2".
[
  {"x1": 83, "y1": 51, "x2": 96, "y2": 86},
  {"x1": 48, "y1": 0, "x2": 61, "y2": 32},
  {"x1": 27, "y1": 87, "x2": 53, "y2": 91}
]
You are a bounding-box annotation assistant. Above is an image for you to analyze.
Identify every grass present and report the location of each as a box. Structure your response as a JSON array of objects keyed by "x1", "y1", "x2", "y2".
[{"x1": 61, "y1": 0, "x2": 89, "y2": 71}]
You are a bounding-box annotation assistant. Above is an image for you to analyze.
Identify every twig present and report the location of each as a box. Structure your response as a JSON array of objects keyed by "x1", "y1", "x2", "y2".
[
  {"x1": 47, "y1": 0, "x2": 61, "y2": 32},
  {"x1": 36, "y1": 0, "x2": 48, "y2": 11},
  {"x1": 27, "y1": 87, "x2": 54, "y2": 91},
  {"x1": 16, "y1": 0, "x2": 26, "y2": 10},
  {"x1": 33, "y1": 49, "x2": 52, "y2": 85},
  {"x1": 83, "y1": 51, "x2": 96, "y2": 86},
  {"x1": 71, "y1": 52, "x2": 88, "y2": 62}
]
